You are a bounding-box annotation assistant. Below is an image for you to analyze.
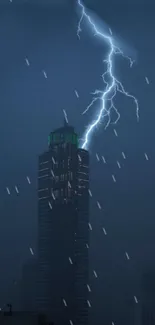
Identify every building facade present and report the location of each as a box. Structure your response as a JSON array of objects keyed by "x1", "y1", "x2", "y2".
[
  {"x1": 74, "y1": 148, "x2": 89, "y2": 325},
  {"x1": 141, "y1": 271, "x2": 155, "y2": 325},
  {"x1": 37, "y1": 123, "x2": 89, "y2": 325}
]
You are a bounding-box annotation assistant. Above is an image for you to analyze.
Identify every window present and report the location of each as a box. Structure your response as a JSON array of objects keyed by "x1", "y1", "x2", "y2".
[
  {"x1": 69, "y1": 172, "x2": 73, "y2": 180},
  {"x1": 48, "y1": 134, "x2": 53, "y2": 146},
  {"x1": 55, "y1": 176, "x2": 59, "y2": 182},
  {"x1": 72, "y1": 134, "x2": 77, "y2": 145},
  {"x1": 39, "y1": 168, "x2": 48, "y2": 172},
  {"x1": 65, "y1": 134, "x2": 70, "y2": 143},
  {"x1": 38, "y1": 174, "x2": 48, "y2": 179},
  {"x1": 39, "y1": 161, "x2": 48, "y2": 165},
  {"x1": 53, "y1": 133, "x2": 61, "y2": 143},
  {"x1": 53, "y1": 145, "x2": 58, "y2": 153},
  {"x1": 68, "y1": 188, "x2": 72, "y2": 197},
  {"x1": 54, "y1": 190, "x2": 59, "y2": 198},
  {"x1": 68, "y1": 158, "x2": 71, "y2": 168},
  {"x1": 48, "y1": 135, "x2": 50, "y2": 146},
  {"x1": 60, "y1": 174, "x2": 64, "y2": 181}
]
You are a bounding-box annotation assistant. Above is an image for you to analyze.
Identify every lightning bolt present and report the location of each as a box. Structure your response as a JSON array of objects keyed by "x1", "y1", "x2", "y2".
[{"x1": 77, "y1": 0, "x2": 139, "y2": 150}]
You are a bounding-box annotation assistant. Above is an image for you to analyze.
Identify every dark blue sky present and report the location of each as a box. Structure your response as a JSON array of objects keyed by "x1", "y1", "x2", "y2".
[{"x1": 0, "y1": 0, "x2": 155, "y2": 323}]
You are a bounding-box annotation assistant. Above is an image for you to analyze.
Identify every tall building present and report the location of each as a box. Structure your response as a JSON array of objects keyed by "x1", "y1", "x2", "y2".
[
  {"x1": 141, "y1": 271, "x2": 155, "y2": 325},
  {"x1": 74, "y1": 147, "x2": 89, "y2": 325},
  {"x1": 37, "y1": 122, "x2": 89, "y2": 325}
]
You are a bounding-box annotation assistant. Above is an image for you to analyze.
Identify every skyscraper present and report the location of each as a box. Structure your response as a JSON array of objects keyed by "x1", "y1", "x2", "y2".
[
  {"x1": 37, "y1": 122, "x2": 89, "y2": 325},
  {"x1": 141, "y1": 271, "x2": 155, "y2": 325},
  {"x1": 74, "y1": 147, "x2": 89, "y2": 325}
]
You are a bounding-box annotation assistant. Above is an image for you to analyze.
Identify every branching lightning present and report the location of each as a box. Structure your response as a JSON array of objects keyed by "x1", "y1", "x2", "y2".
[{"x1": 77, "y1": 0, "x2": 139, "y2": 150}]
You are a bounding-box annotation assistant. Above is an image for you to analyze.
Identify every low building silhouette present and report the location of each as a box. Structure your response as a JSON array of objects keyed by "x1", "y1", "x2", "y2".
[
  {"x1": 141, "y1": 270, "x2": 155, "y2": 325},
  {"x1": 0, "y1": 309, "x2": 54, "y2": 325},
  {"x1": 20, "y1": 258, "x2": 38, "y2": 312}
]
